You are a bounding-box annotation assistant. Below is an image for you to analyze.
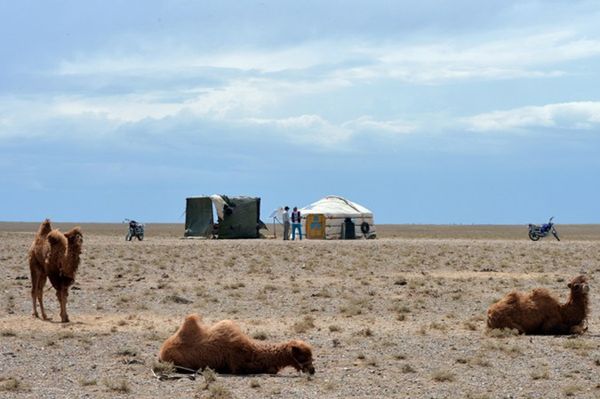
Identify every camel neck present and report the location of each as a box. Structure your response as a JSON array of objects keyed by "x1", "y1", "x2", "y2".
[
  {"x1": 560, "y1": 292, "x2": 589, "y2": 325},
  {"x1": 63, "y1": 245, "x2": 81, "y2": 277},
  {"x1": 251, "y1": 341, "x2": 295, "y2": 373}
]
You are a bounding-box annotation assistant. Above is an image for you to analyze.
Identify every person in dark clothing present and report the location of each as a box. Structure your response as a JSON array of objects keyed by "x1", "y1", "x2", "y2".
[{"x1": 291, "y1": 207, "x2": 302, "y2": 240}]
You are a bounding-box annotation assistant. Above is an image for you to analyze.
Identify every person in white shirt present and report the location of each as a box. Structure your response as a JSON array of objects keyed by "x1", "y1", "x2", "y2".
[{"x1": 282, "y1": 206, "x2": 290, "y2": 240}]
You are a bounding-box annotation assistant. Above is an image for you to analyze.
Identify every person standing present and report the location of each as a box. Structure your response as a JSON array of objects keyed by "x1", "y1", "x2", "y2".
[
  {"x1": 291, "y1": 206, "x2": 302, "y2": 240},
  {"x1": 282, "y1": 206, "x2": 290, "y2": 240}
]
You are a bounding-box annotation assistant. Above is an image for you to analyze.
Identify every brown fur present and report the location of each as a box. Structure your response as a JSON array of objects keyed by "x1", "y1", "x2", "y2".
[
  {"x1": 28, "y1": 219, "x2": 83, "y2": 322},
  {"x1": 159, "y1": 314, "x2": 315, "y2": 375},
  {"x1": 487, "y1": 275, "x2": 590, "y2": 335}
]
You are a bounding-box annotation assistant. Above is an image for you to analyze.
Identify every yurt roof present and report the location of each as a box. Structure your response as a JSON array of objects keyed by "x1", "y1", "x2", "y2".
[{"x1": 300, "y1": 195, "x2": 373, "y2": 218}]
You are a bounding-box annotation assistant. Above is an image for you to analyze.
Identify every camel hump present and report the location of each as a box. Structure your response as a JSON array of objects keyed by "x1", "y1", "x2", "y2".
[
  {"x1": 209, "y1": 319, "x2": 244, "y2": 341},
  {"x1": 503, "y1": 292, "x2": 520, "y2": 304},
  {"x1": 530, "y1": 288, "x2": 552, "y2": 300},
  {"x1": 47, "y1": 230, "x2": 67, "y2": 247},
  {"x1": 184, "y1": 313, "x2": 203, "y2": 325},
  {"x1": 177, "y1": 314, "x2": 204, "y2": 341},
  {"x1": 212, "y1": 319, "x2": 239, "y2": 332},
  {"x1": 38, "y1": 219, "x2": 53, "y2": 236}
]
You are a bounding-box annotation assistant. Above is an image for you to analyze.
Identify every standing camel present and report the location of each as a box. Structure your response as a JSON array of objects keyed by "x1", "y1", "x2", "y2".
[{"x1": 28, "y1": 219, "x2": 83, "y2": 322}]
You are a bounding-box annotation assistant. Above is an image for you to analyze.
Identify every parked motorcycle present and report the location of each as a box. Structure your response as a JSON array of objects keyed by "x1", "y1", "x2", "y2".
[
  {"x1": 528, "y1": 217, "x2": 560, "y2": 241},
  {"x1": 125, "y1": 219, "x2": 144, "y2": 241}
]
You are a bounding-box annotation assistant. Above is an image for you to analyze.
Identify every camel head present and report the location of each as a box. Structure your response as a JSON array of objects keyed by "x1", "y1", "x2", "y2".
[
  {"x1": 288, "y1": 340, "x2": 315, "y2": 374},
  {"x1": 568, "y1": 275, "x2": 589, "y2": 295},
  {"x1": 64, "y1": 227, "x2": 83, "y2": 251}
]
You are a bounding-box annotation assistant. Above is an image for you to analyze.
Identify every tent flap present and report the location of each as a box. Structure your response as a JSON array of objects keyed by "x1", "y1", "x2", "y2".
[
  {"x1": 185, "y1": 195, "x2": 262, "y2": 239},
  {"x1": 218, "y1": 196, "x2": 261, "y2": 239},
  {"x1": 184, "y1": 197, "x2": 214, "y2": 237}
]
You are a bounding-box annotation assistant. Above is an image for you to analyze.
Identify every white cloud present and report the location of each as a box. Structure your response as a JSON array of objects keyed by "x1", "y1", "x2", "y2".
[
  {"x1": 57, "y1": 42, "x2": 353, "y2": 76},
  {"x1": 244, "y1": 114, "x2": 416, "y2": 148},
  {"x1": 331, "y1": 31, "x2": 600, "y2": 84},
  {"x1": 244, "y1": 115, "x2": 351, "y2": 147},
  {"x1": 55, "y1": 30, "x2": 600, "y2": 86},
  {"x1": 1, "y1": 76, "x2": 349, "y2": 128},
  {"x1": 342, "y1": 116, "x2": 416, "y2": 135},
  {"x1": 463, "y1": 101, "x2": 600, "y2": 132},
  {"x1": 0, "y1": 90, "x2": 415, "y2": 149}
]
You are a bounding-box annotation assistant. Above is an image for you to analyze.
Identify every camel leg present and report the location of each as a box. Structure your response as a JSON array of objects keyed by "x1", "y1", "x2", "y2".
[
  {"x1": 36, "y1": 273, "x2": 49, "y2": 320},
  {"x1": 57, "y1": 287, "x2": 69, "y2": 323},
  {"x1": 29, "y1": 258, "x2": 44, "y2": 318},
  {"x1": 30, "y1": 263, "x2": 39, "y2": 318}
]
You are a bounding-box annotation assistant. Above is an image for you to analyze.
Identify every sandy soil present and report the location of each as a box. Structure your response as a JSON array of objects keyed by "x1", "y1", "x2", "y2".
[{"x1": 1, "y1": 223, "x2": 599, "y2": 398}]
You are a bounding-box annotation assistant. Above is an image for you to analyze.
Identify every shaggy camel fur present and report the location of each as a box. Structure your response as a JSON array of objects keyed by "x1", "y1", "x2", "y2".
[
  {"x1": 159, "y1": 314, "x2": 315, "y2": 375},
  {"x1": 487, "y1": 275, "x2": 589, "y2": 335},
  {"x1": 28, "y1": 219, "x2": 83, "y2": 323}
]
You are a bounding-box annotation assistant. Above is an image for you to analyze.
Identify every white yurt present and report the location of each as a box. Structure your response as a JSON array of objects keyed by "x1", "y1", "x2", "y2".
[{"x1": 299, "y1": 195, "x2": 376, "y2": 239}]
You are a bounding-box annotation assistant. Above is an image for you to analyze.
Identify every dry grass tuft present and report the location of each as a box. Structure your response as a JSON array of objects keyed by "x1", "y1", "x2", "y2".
[
  {"x1": 486, "y1": 327, "x2": 519, "y2": 338},
  {"x1": 79, "y1": 378, "x2": 98, "y2": 386},
  {"x1": 530, "y1": 365, "x2": 550, "y2": 380},
  {"x1": 249, "y1": 379, "x2": 261, "y2": 388},
  {"x1": 0, "y1": 329, "x2": 17, "y2": 337},
  {"x1": 252, "y1": 331, "x2": 268, "y2": 340},
  {"x1": 292, "y1": 315, "x2": 316, "y2": 333},
  {"x1": 197, "y1": 368, "x2": 233, "y2": 399},
  {"x1": 152, "y1": 360, "x2": 175, "y2": 375},
  {"x1": 104, "y1": 378, "x2": 131, "y2": 393},
  {"x1": 0, "y1": 377, "x2": 25, "y2": 392},
  {"x1": 402, "y1": 364, "x2": 416, "y2": 373},
  {"x1": 432, "y1": 369, "x2": 455, "y2": 382},
  {"x1": 563, "y1": 384, "x2": 581, "y2": 397},
  {"x1": 162, "y1": 294, "x2": 193, "y2": 304},
  {"x1": 115, "y1": 347, "x2": 138, "y2": 357},
  {"x1": 563, "y1": 338, "x2": 594, "y2": 351}
]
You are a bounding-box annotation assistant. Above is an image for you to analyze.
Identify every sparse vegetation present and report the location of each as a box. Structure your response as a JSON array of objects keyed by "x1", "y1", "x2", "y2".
[
  {"x1": 104, "y1": 378, "x2": 130, "y2": 393},
  {"x1": 249, "y1": 379, "x2": 261, "y2": 388},
  {"x1": 252, "y1": 331, "x2": 268, "y2": 340},
  {"x1": 292, "y1": 315, "x2": 316, "y2": 333},
  {"x1": 79, "y1": 378, "x2": 98, "y2": 386},
  {"x1": 530, "y1": 365, "x2": 550, "y2": 380},
  {"x1": 562, "y1": 384, "x2": 581, "y2": 397},
  {"x1": 0, "y1": 377, "x2": 24, "y2": 392},
  {"x1": 432, "y1": 369, "x2": 455, "y2": 382},
  {"x1": 152, "y1": 360, "x2": 175, "y2": 375},
  {"x1": 116, "y1": 347, "x2": 138, "y2": 357},
  {"x1": 2, "y1": 222, "x2": 599, "y2": 398}
]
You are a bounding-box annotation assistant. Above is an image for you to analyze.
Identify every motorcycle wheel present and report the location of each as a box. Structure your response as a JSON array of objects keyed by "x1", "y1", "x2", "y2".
[
  {"x1": 528, "y1": 231, "x2": 540, "y2": 241},
  {"x1": 126, "y1": 234, "x2": 132, "y2": 241},
  {"x1": 552, "y1": 231, "x2": 560, "y2": 241},
  {"x1": 138, "y1": 234, "x2": 144, "y2": 241}
]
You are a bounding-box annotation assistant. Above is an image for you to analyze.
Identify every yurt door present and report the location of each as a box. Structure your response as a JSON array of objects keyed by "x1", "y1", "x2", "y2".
[{"x1": 306, "y1": 214, "x2": 326, "y2": 239}]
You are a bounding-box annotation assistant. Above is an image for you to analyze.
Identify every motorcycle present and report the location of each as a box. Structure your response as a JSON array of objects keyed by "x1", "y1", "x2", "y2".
[
  {"x1": 124, "y1": 219, "x2": 144, "y2": 241},
  {"x1": 528, "y1": 217, "x2": 560, "y2": 241}
]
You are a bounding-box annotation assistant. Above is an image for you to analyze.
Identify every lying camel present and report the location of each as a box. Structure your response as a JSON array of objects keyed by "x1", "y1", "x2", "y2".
[
  {"x1": 487, "y1": 275, "x2": 589, "y2": 335},
  {"x1": 159, "y1": 314, "x2": 315, "y2": 375}
]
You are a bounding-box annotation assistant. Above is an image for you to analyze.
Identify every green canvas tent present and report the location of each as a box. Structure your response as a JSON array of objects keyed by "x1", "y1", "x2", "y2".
[{"x1": 184, "y1": 195, "x2": 263, "y2": 239}]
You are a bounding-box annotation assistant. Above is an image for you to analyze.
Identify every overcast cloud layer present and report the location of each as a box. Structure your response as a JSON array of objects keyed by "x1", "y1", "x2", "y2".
[{"x1": 1, "y1": 1, "x2": 599, "y2": 223}]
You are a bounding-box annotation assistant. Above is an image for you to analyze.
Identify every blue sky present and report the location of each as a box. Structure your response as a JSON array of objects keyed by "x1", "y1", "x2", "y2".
[{"x1": 1, "y1": 0, "x2": 599, "y2": 224}]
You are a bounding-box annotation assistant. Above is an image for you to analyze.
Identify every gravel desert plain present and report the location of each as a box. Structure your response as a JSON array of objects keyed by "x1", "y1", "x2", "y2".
[{"x1": 1, "y1": 222, "x2": 599, "y2": 399}]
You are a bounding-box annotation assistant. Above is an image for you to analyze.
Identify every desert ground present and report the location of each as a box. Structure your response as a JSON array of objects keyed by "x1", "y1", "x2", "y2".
[{"x1": 1, "y1": 222, "x2": 599, "y2": 398}]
